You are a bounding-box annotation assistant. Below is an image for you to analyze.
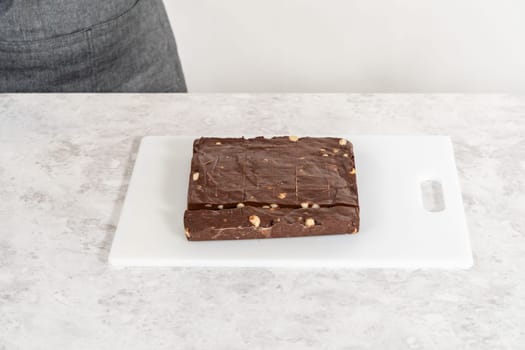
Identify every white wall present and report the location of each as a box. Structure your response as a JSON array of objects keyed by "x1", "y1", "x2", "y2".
[{"x1": 164, "y1": 0, "x2": 525, "y2": 92}]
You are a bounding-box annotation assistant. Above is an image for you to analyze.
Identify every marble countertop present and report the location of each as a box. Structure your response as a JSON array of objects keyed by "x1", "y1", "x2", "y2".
[{"x1": 0, "y1": 94, "x2": 523, "y2": 349}]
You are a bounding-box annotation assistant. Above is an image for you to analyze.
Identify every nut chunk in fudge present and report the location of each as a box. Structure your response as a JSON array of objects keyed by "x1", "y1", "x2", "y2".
[{"x1": 184, "y1": 136, "x2": 360, "y2": 241}]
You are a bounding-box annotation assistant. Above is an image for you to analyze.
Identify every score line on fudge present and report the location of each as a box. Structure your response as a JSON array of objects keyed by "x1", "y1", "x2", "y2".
[{"x1": 184, "y1": 136, "x2": 360, "y2": 241}]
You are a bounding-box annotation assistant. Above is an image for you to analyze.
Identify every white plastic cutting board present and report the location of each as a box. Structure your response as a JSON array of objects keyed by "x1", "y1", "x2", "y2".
[{"x1": 109, "y1": 136, "x2": 472, "y2": 268}]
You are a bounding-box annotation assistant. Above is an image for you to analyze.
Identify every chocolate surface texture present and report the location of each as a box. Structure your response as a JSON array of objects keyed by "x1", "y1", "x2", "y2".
[{"x1": 184, "y1": 136, "x2": 360, "y2": 240}]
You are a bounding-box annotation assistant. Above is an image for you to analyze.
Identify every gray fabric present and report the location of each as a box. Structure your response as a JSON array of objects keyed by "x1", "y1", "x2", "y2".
[
  {"x1": 0, "y1": 0, "x2": 187, "y2": 92},
  {"x1": 0, "y1": 0, "x2": 137, "y2": 41}
]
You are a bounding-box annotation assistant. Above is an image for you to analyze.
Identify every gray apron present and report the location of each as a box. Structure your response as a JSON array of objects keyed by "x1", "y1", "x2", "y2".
[{"x1": 0, "y1": 0, "x2": 187, "y2": 92}]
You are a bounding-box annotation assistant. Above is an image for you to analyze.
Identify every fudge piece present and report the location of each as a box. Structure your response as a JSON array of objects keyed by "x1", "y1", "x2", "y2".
[
  {"x1": 184, "y1": 206, "x2": 359, "y2": 241},
  {"x1": 184, "y1": 136, "x2": 359, "y2": 241}
]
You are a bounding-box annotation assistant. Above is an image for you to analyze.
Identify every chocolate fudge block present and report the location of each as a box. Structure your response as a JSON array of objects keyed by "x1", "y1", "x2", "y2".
[
  {"x1": 184, "y1": 206, "x2": 359, "y2": 241},
  {"x1": 184, "y1": 136, "x2": 360, "y2": 241}
]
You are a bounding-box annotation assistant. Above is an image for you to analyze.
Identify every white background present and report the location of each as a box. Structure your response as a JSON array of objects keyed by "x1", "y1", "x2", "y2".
[{"x1": 164, "y1": 0, "x2": 525, "y2": 92}]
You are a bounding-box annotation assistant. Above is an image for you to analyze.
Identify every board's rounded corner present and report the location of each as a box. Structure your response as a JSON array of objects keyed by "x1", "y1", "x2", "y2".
[
  {"x1": 141, "y1": 135, "x2": 155, "y2": 144},
  {"x1": 459, "y1": 256, "x2": 474, "y2": 269},
  {"x1": 107, "y1": 255, "x2": 116, "y2": 266},
  {"x1": 107, "y1": 256, "x2": 126, "y2": 268},
  {"x1": 440, "y1": 135, "x2": 454, "y2": 148}
]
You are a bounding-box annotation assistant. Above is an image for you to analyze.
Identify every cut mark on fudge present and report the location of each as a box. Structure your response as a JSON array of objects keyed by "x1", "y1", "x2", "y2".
[
  {"x1": 187, "y1": 202, "x2": 358, "y2": 210},
  {"x1": 295, "y1": 166, "x2": 299, "y2": 202},
  {"x1": 242, "y1": 151, "x2": 247, "y2": 202},
  {"x1": 188, "y1": 201, "x2": 359, "y2": 210}
]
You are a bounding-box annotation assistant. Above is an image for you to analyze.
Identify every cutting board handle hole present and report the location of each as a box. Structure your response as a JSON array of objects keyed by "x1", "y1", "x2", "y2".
[{"x1": 420, "y1": 180, "x2": 445, "y2": 212}]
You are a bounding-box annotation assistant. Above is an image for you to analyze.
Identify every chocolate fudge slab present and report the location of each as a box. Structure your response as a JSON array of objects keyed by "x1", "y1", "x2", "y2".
[
  {"x1": 187, "y1": 136, "x2": 358, "y2": 209},
  {"x1": 184, "y1": 206, "x2": 359, "y2": 241},
  {"x1": 184, "y1": 136, "x2": 360, "y2": 241}
]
